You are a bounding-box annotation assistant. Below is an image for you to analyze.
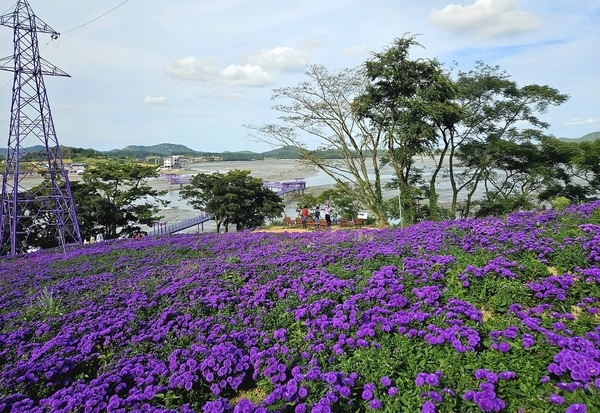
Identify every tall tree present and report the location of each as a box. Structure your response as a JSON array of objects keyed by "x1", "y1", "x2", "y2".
[
  {"x1": 354, "y1": 35, "x2": 462, "y2": 224},
  {"x1": 470, "y1": 131, "x2": 557, "y2": 216},
  {"x1": 73, "y1": 161, "x2": 167, "y2": 239},
  {"x1": 180, "y1": 169, "x2": 284, "y2": 232},
  {"x1": 450, "y1": 63, "x2": 569, "y2": 217},
  {"x1": 246, "y1": 65, "x2": 390, "y2": 227}
]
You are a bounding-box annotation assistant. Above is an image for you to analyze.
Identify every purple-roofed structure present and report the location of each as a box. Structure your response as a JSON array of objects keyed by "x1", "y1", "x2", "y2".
[
  {"x1": 263, "y1": 177, "x2": 306, "y2": 196},
  {"x1": 0, "y1": 0, "x2": 82, "y2": 256}
]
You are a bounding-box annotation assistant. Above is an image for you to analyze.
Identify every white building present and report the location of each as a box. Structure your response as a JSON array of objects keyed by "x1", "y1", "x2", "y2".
[{"x1": 163, "y1": 155, "x2": 181, "y2": 169}]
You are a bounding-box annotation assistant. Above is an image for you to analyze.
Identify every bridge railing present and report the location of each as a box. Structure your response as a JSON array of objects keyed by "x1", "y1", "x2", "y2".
[{"x1": 152, "y1": 212, "x2": 213, "y2": 236}]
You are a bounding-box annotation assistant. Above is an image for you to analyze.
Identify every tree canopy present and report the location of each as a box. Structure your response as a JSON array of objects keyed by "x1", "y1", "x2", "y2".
[
  {"x1": 180, "y1": 169, "x2": 284, "y2": 232},
  {"x1": 72, "y1": 160, "x2": 167, "y2": 240},
  {"x1": 249, "y1": 34, "x2": 588, "y2": 225}
]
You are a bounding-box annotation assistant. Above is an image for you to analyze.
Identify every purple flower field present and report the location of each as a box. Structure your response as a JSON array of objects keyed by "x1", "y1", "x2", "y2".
[{"x1": 1, "y1": 202, "x2": 600, "y2": 413}]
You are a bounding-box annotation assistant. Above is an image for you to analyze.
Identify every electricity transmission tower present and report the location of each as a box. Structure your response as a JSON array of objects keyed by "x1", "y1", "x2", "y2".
[{"x1": 0, "y1": 0, "x2": 82, "y2": 256}]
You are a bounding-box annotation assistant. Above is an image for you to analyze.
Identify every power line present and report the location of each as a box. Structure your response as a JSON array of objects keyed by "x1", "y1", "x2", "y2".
[
  {"x1": 0, "y1": 1, "x2": 126, "y2": 92},
  {"x1": 61, "y1": 0, "x2": 129, "y2": 34},
  {"x1": 0, "y1": 2, "x2": 17, "y2": 16}
]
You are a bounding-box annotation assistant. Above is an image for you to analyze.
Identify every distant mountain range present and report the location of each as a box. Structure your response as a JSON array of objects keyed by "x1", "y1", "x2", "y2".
[
  {"x1": 1, "y1": 131, "x2": 598, "y2": 160},
  {"x1": 0, "y1": 143, "x2": 305, "y2": 161},
  {"x1": 105, "y1": 144, "x2": 304, "y2": 159},
  {"x1": 557, "y1": 131, "x2": 600, "y2": 143}
]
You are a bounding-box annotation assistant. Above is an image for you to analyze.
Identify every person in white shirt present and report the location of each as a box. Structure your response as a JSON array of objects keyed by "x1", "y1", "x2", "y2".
[{"x1": 324, "y1": 205, "x2": 332, "y2": 228}]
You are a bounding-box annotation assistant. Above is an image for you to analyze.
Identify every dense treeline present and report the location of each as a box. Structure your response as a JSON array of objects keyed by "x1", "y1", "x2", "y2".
[{"x1": 0, "y1": 144, "x2": 382, "y2": 163}]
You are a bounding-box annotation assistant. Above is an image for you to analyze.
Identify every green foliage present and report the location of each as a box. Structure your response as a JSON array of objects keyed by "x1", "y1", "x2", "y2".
[
  {"x1": 180, "y1": 169, "x2": 284, "y2": 232},
  {"x1": 21, "y1": 287, "x2": 63, "y2": 322},
  {"x1": 293, "y1": 193, "x2": 319, "y2": 216},
  {"x1": 551, "y1": 196, "x2": 571, "y2": 210},
  {"x1": 72, "y1": 160, "x2": 167, "y2": 239},
  {"x1": 316, "y1": 185, "x2": 362, "y2": 220},
  {"x1": 448, "y1": 64, "x2": 570, "y2": 218},
  {"x1": 475, "y1": 193, "x2": 534, "y2": 218}
]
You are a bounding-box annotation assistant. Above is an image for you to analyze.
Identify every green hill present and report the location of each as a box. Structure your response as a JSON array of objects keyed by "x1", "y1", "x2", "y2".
[
  {"x1": 261, "y1": 146, "x2": 302, "y2": 159},
  {"x1": 105, "y1": 143, "x2": 197, "y2": 156},
  {"x1": 559, "y1": 130, "x2": 600, "y2": 143},
  {"x1": 2, "y1": 130, "x2": 597, "y2": 160}
]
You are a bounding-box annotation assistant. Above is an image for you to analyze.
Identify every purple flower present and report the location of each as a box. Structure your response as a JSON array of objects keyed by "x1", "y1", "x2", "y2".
[
  {"x1": 233, "y1": 399, "x2": 255, "y2": 412},
  {"x1": 295, "y1": 403, "x2": 307, "y2": 413},
  {"x1": 485, "y1": 372, "x2": 498, "y2": 384},
  {"x1": 421, "y1": 400, "x2": 436, "y2": 413},
  {"x1": 565, "y1": 404, "x2": 587, "y2": 413},
  {"x1": 474, "y1": 369, "x2": 488, "y2": 380},
  {"x1": 425, "y1": 374, "x2": 439, "y2": 387},
  {"x1": 415, "y1": 373, "x2": 426, "y2": 387},
  {"x1": 463, "y1": 390, "x2": 475, "y2": 401},
  {"x1": 443, "y1": 387, "x2": 455, "y2": 396},
  {"x1": 388, "y1": 386, "x2": 398, "y2": 397},
  {"x1": 522, "y1": 334, "x2": 535, "y2": 348},
  {"x1": 427, "y1": 391, "x2": 443, "y2": 403},
  {"x1": 477, "y1": 397, "x2": 494, "y2": 412},
  {"x1": 322, "y1": 372, "x2": 337, "y2": 384},
  {"x1": 498, "y1": 371, "x2": 516, "y2": 380},
  {"x1": 380, "y1": 376, "x2": 392, "y2": 387},
  {"x1": 548, "y1": 393, "x2": 564, "y2": 405},
  {"x1": 298, "y1": 387, "x2": 308, "y2": 398},
  {"x1": 361, "y1": 389, "x2": 373, "y2": 401},
  {"x1": 426, "y1": 335, "x2": 438, "y2": 345},
  {"x1": 339, "y1": 386, "x2": 351, "y2": 397},
  {"x1": 369, "y1": 399, "x2": 382, "y2": 409}
]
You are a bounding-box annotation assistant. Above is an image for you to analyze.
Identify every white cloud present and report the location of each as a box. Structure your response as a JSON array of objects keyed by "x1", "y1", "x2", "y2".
[
  {"x1": 165, "y1": 47, "x2": 302, "y2": 88},
  {"x1": 342, "y1": 46, "x2": 370, "y2": 58},
  {"x1": 245, "y1": 46, "x2": 307, "y2": 72},
  {"x1": 566, "y1": 118, "x2": 600, "y2": 126},
  {"x1": 164, "y1": 56, "x2": 218, "y2": 81},
  {"x1": 429, "y1": 0, "x2": 541, "y2": 39},
  {"x1": 143, "y1": 95, "x2": 167, "y2": 105},
  {"x1": 220, "y1": 64, "x2": 274, "y2": 87}
]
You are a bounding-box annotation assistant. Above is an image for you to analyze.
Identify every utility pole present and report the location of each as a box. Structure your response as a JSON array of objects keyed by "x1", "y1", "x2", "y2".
[{"x1": 0, "y1": 0, "x2": 82, "y2": 256}]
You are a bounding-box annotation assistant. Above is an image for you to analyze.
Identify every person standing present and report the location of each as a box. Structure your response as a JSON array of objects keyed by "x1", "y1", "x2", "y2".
[
  {"x1": 301, "y1": 205, "x2": 309, "y2": 229},
  {"x1": 324, "y1": 204, "x2": 332, "y2": 228}
]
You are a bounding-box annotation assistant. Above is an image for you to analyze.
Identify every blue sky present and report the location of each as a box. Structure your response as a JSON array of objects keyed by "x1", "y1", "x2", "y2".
[{"x1": 0, "y1": 0, "x2": 598, "y2": 152}]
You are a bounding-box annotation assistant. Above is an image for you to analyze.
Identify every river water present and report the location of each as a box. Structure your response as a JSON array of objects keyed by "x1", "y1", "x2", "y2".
[
  {"x1": 162, "y1": 157, "x2": 487, "y2": 209},
  {"x1": 152, "y1": 157, "x2": 494, "y2": 234}
]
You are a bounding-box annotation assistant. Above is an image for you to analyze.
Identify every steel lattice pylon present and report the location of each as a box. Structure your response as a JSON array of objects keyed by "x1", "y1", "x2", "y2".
[{"x1": 0, "y1": 0, "x2": 82, "y2": 256}]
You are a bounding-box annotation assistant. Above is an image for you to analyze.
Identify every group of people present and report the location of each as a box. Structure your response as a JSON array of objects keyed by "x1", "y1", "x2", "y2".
[
  {"x1": 83, "y1": 232, "x2": 144, "y2": 243},
  {"x1": 300, "y1": 205, "x2": 332, "y2": 229},
  {"x1": 83, "y1": 233, "x2": 104, "y2": 244}
]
